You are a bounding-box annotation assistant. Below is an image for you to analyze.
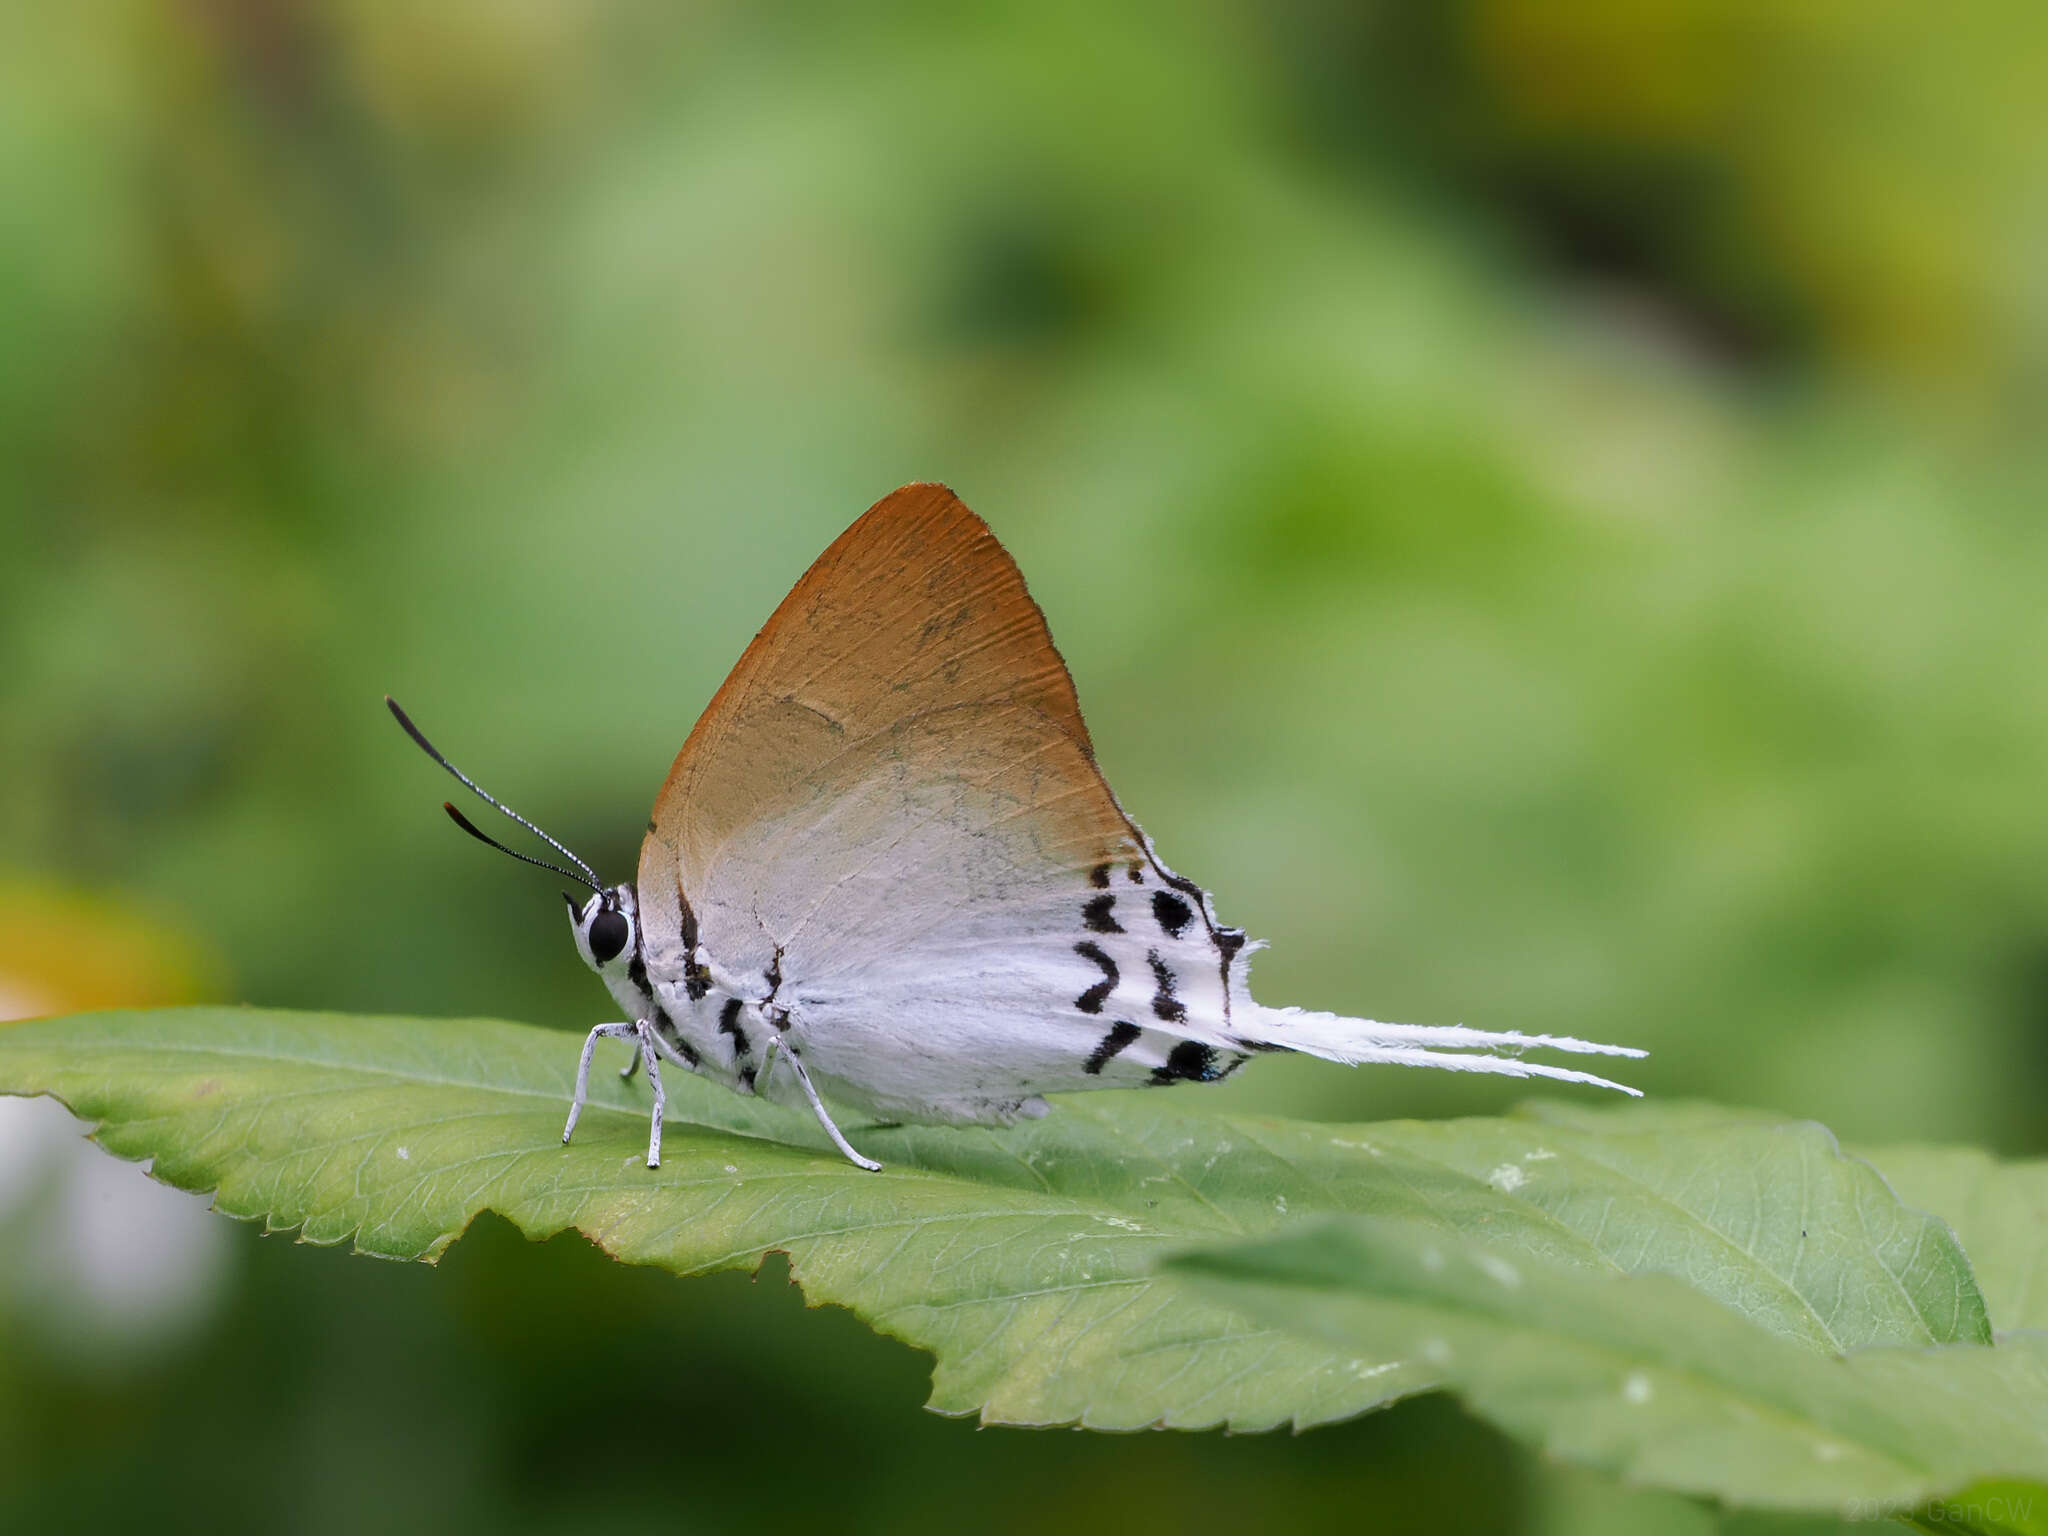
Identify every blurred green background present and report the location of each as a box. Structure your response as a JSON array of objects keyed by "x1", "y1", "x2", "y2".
[{"x1": 3, "y1": 3, "x2": 2045, "y2": 1532}]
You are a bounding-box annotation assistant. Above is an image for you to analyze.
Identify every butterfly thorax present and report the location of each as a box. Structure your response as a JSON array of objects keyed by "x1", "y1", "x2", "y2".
[{"x1": 572, "y1": 878, "x2": 794, "y2": 1104}]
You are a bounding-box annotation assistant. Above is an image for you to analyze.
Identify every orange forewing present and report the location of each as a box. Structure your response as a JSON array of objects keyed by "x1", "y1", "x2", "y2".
[{"x1": 640, "y1": 483, "x2": 1132, "y2": 910}]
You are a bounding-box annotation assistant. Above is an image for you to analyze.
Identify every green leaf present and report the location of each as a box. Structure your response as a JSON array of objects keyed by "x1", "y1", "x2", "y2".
[
  {"x1": 1860, "y1": 1144, "x2": 2048, "y2": 1334},
  {"x1": 1353, "y1": 1100, "x2": 1993, "y2": 1351},
  {"x1": 1165, "y1": 1216, "x2": 2048, "y2": 1521},
  {"x1": 1906, "y1": 1480, "x2": 2048, "y2": 1536},
  {"x1": 0, "y1": 1008, "x2": 1997, "y2": 1432}
]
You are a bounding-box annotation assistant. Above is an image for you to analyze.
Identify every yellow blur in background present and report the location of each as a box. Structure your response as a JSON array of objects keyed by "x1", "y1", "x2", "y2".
[{"x1": 3, "y1": 4, "x2": 2045, "y2": 1533}]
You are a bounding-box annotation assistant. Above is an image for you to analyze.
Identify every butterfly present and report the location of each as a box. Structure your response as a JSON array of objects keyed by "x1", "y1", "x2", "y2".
[{"x1": 390, "y1": 483, "x2": 1641, "y2": 1170}]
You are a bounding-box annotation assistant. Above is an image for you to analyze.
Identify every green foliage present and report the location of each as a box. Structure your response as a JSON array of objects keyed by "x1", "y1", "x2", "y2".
[
  {"x1": 1859, "y1": 1144, "x2": 2048, "y2": 1334},
  {"x1": 1169, "y1": 1220, "x2": 2047, "y2": 1531},
  {"x1": 5, "y1": 1006, "x2": 2042, "y2": 1531}
]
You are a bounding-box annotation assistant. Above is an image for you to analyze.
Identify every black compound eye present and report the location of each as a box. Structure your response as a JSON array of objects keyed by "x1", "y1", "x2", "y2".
[{"x1": 588, "y1": 908, "x2": 630, "y2": 966}]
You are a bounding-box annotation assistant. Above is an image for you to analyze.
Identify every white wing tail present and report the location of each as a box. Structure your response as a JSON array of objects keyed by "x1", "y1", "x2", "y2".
[{"x1": 1238, "y1": 1005, "x2": 1645, "y2": 1094}]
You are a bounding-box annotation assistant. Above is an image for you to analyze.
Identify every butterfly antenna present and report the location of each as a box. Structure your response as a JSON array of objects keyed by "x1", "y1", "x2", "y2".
[
  {"x1": 441, "y1": 802, "x2": 602, "y2": 893},
  {"x1": 386, "y1": 696, "x2": 605, "y2": 891}
]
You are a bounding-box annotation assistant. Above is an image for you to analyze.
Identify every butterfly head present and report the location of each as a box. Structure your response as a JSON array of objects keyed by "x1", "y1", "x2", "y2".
[{"x1": 566, "y1": 884, "x2": 639, "y2": 976}]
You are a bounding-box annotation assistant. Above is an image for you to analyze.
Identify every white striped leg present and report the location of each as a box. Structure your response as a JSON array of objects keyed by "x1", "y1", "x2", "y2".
[
  {"x1": 759, "y1": 1031, "x2": 881, "y2": 1172},
  {"x1": 563, "y1": 1021, "x2": 638, "y2": 1147},
  {"x1": 635, "y1": 1023, "x2": 666, "y2": 1169}
]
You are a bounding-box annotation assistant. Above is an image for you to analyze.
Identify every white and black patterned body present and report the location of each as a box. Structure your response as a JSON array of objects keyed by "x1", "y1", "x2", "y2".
[
  {"x1": 411, "y1": 483, "x2": 1641, "y2": 1170},
  {"x1": 545, "y1": 484, "x2": 1641, "y2": 1169},
  {"x1": 590, "y1": 830, "x2": 1261, "y2": 1133}
]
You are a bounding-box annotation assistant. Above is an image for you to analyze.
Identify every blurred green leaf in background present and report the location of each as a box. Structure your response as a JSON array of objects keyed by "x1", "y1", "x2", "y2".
[{"x1": 4, "y1": 2, "x2": 2046, "y2": 1532}]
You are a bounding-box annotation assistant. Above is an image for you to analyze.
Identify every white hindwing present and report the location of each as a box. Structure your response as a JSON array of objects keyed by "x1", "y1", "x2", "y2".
[{"x1": 631, "y1": 484, "x2": 1641, "y2": 1130}]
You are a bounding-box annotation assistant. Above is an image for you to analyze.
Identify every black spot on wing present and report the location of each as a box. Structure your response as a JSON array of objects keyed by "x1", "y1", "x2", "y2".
[
  {"x1": 1151, "y1": 889, "x2": 1194, "y2": 939},
  {"x1": 652, "y1": 1005, "x2": 699, "y2": 1066},
  {"x1": 1088, "y1": 862, "x2": 1112, "y2": 889},
  {"x1": 1147, "y1": 951, "x2": 1186, "y2": 1022},
  {"x1": 1151, "y1": 1040, "x2": 1222, "y2": 1084},
  {"x1": 718, "y1": 996, "x2": 751, "y2": 1059},
  {"x1": 738, "y1": 1065, "x2": 758, "y2": 1093},
  {"x1": 1082, "y1": 894, "x2": 1123, "y2": 933},
  {"x1": 677, "y1": 889, "x2": 700, "y2": 955},
  {"x1": 1137, "y1": 862, "x2": 1245, "y2": 1031},
  {"x1": 1073, "y1": 941, "x2": 1118, "y2": 1014},
  {"x1": 685, "y1": 968, "x2": 710, "y2": 1001},
  {"x1": 1127, "y1": 862, "x2": 1144, "y2": 883},
  {"x1": 1083, "y1": 1021, "x2": 1142, "y2": 1075}
]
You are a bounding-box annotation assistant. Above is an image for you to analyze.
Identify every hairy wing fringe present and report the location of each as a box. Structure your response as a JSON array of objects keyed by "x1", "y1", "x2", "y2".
[{"x1": 1238, "y1": 1006, "x2": 1645, "y2": 1095}]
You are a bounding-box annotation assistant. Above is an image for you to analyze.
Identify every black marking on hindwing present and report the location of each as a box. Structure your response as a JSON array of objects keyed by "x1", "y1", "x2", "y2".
[
  {"x1": 1127, "y1": 862, "x2": 1144, "y2": 883},
  {"x1": 1081, "y1": 894, "x2": 1122, "y2": 933},
  {"x1": 1084, "y1": 1021, "x2": 1142, "y2": 1075},
  {"x1": 718, "y1": 996, "x2": 751, "y2": 1060},
  {"x1": 1153, "y1": 869, "x2": 1242, "y2": 1017},
  {"x1": 677, "y1": 887, "x2": 700, "y2": 955},
  {"x1": 665, "y1": 888, "x2": 710, "y2": 1000},
  {"x1": 1119, "y1": 841, "x2": 1248, "y2": 1031},
  {"x1": 651, "y1": 1004, "x2": 700, "y2": 1066},
  {"x1": 631, "y1": 936, "x2": 698, "y2": 1065},
  {"x1": 1073, "y1": 941, "x2": 1118, "y2": 1014},
  {"x1": 1146, "y1": 951, "x2": 1186, "y2": 1022},
  {"x1": 1151, "y1": 889, "x2": 1193, "y2": 939},
  {"x1": 1151, "y1": 1040, "x2": 1221, "y2": 1084},
  {"x1": 1088, "y1": 862, "x2": 1112, "y2": 889}
]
